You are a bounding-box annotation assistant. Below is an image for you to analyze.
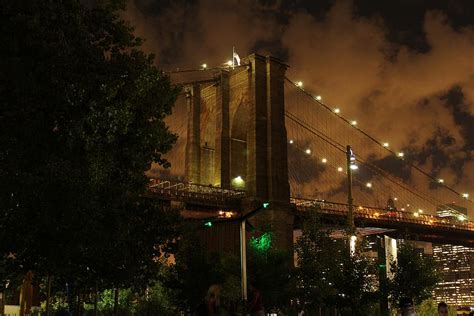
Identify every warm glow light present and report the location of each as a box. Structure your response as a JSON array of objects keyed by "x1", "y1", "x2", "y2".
[
  {"x1": 418, "y1": 209, "x2": 423, "y2": 213},
  {"x1": 401, "y1": 208, "x2": 405, "y2": 211},
  {"x1": 414, "y1": 212, "x2": 419, "y2": 217},
  {"x1": 321, "y1": 158, "x2": 327, "y2": 163},
  {"x1": 459, "y1": 215, "x2": 466, "y2": 221},
  {"x1": 351, "y1": 120, "x2": 357, "y2": 126},
  {"x1": 227, "y1": 60, "x2": 233, "y2": 66},
  {"x1": 232, "y1": 176, "x2": 245, "y2": 187},
  {"x1": 296, "y1": 81, "x2": 303, "y2": 87},
  {"x1": 289, "y1": 139, "x2": 294, "y2": 144},
  {"x1": 315, "y1": 95, "x2": 322, "y2": 101},
  {"x1": 374, "y1": 212, "x2": 379, "y2": 216},
  {"x1": 398, "y1": 152, "x2": 404, "y2": 157},
  {"x1": 462, "y1": 193, "x2": 469, "y2": 199},
  {"x1": 350, "y1": 164, "x2": 358, "y2": 170},
  {"x1": 407, "y1": 204, "x2": 410, "y2": 207},
  {"x1": 438, "y1": 179, "x2": 444, "y2": 183},
  {"x1": 305, "y1": 148, "x2": 311, "y2": 154},
  {"x1": 334, "y1": 108, "x2": 341, "y2": 114},
  {"x1": 394, "y1": 197, "x2": 398, "y2": 201},
  {"x1": 366, "y1": 182, "x2": 372, "y2": 188},
  {"x1": 201, "y1": 63, "x2": 207, "y2": 69},
  {"x1": 383, "y1": 142, "x2": 389, "y2": 148},
  {"x1": 337, "y1": 167, "x2": 343, "y2": 172}
]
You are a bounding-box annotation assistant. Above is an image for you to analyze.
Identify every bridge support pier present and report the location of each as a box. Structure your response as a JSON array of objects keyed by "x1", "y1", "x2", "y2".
[
  {"x1": 185, "y1": 84, "x2": 201, "y2": 184},
  {"x1": 183, "y1": 53, "x2": 294, "y2": 251},
  {"x1": 243, "y1": 54, "x2": 293, "y2": 251}
]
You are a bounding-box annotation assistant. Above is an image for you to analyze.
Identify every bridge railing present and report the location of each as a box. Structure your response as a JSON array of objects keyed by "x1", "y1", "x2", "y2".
[
  {"x1": 146, "y1": 181, "x2": 473, "y2": 231},
  {"x1": 148, "y1": 179, "x2": 246, "y2": 206},
  {"x1": 291, "y1": 198, "x2": 474, "y2": 232}
]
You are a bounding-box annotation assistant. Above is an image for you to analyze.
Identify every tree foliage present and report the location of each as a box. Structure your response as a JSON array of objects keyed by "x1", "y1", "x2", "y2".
[
  {"x1": 295, "y1": 210, "x2": 378, "y2": 315},
  {"x1": 248, "y1": 233, "x2": 295, "y2": 313},
  {"x1": 162, "y1": 223, "x2": 295, "y2": 314},
  {"x1": 388, "y1": 243, "x2": 440, "y2": 305},
  {"x1": 163, "y1": 224, "x2": 224, "y2": 311},
  {"x1": 0, "y1": 0, "x2": 179, "y2": 293}
]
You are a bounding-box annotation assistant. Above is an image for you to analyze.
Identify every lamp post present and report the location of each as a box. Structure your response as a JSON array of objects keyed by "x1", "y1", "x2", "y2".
[
  {"x1": 239, "y1": 202, "x2": 270, "y2": 302},
  {"x1": 240, "y1": 220, "x2": 247, "y2": 301},
  {"x1": 346, "y1": 145, "x2": 358, "y2": 255},
  {"x1": 346, "y1": 145, "x2": 355, "y2": 234}
]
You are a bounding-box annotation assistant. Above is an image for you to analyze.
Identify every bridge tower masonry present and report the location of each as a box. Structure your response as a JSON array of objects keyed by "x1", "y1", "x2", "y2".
[{"x1": 185, "y1": 54, "x2": 294, "y2": 250}]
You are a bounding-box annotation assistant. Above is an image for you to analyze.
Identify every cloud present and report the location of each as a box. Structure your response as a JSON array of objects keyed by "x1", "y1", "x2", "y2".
[
  {"x1": 281, "y1": 3, "x2": 474, "y2": 213},
  {"x1": 125, "y1": 0, "x2": 282, "y2": 68}
]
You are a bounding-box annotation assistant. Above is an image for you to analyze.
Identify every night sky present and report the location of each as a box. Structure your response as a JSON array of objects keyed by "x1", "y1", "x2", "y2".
[{"x1": 127, "y1": 0, "x2": 474, "y2": 212}]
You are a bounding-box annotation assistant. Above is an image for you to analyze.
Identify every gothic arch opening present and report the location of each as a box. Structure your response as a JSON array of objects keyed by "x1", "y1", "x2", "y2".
[{"x1": 230, "y1": 96, "x2": 248, "y2": 189}]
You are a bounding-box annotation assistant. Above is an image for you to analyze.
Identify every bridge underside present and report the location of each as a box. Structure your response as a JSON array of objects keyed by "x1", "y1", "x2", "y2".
[
  {"x1": 147, "y1": 189, "x2": 474, "y2": 247},
  {"x1": 297, "y1": 212, "x2": 474, "y2": 248}
]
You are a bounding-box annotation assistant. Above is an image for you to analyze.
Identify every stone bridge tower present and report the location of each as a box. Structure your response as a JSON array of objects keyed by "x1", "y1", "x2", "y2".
[{"x1": 185, "y1": 54, "x2": 293, "y2": 249}]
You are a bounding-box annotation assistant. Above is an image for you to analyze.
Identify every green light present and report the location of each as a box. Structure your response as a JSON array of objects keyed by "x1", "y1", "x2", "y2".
[
  {"x1": 262, "y1": 202, "x2": 270, "y2": 209},
  {"x1": 378, "y1": 264, "x2": 386, "y2": 269},
  {"x1": 250, "y1": 232, "x2": 272, "y2": 252},
  {"x1": 204, "y1": 221, "x2": 213, "y2": 227}
]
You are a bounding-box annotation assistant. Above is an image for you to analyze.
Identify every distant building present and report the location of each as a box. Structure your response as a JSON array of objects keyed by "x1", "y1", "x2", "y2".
[{"x1": 433, "y1": 244, "x2": 474, "y2": 307}]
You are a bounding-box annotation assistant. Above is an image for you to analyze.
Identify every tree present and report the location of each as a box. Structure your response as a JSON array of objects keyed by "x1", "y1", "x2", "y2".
[
  {"x1": 416, "y1": 299, "x2": 456, "y2": 316},
  {"x1": 163, "y1": 224, "x2": 295, "y2": 314},
  {"x1": 388, "y1": 243, "x2": 440, "y2": 306},
  {"x1": 248, "y1": 232, "x2": 295, "y2": 314},
  {"x1": 295, "y1": 209, "x2": 378, "y2": 315},
  {"x1": 0, "y1": 0, "x2": 180, "y2": 306},
  {"x1": 162, "y1": 223, "x2": 224, "y2": 311}
]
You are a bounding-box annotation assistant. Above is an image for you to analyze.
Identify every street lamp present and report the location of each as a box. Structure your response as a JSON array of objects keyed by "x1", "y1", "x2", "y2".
[
  {"x1": 346, "y1": 145, "x2": 358, "y2": 256},
  {"x1": 346, "y1": 145, "x2": 356, "y2": 234},
  {"x1": 239, "y1": 202, "x2": 270, "y2": 304}
]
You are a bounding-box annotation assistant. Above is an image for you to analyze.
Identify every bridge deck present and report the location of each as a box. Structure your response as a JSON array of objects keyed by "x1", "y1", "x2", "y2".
[{"x1": 147, "y1": 180, "x2": 474, "y2": 240}]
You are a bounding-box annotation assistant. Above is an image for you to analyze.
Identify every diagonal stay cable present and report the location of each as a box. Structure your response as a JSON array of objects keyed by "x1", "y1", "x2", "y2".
[
  {"x1": 285, "y1": 110, "x2": 456, "y2": 212},
  {"x1": 285, "y1": 77, "x2": 473, "y2": 203}
]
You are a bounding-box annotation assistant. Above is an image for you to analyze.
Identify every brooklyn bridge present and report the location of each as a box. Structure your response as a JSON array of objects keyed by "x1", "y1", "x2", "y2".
[{"x1": 146, "y1": 53, "x2": 474, "y2": 248}]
